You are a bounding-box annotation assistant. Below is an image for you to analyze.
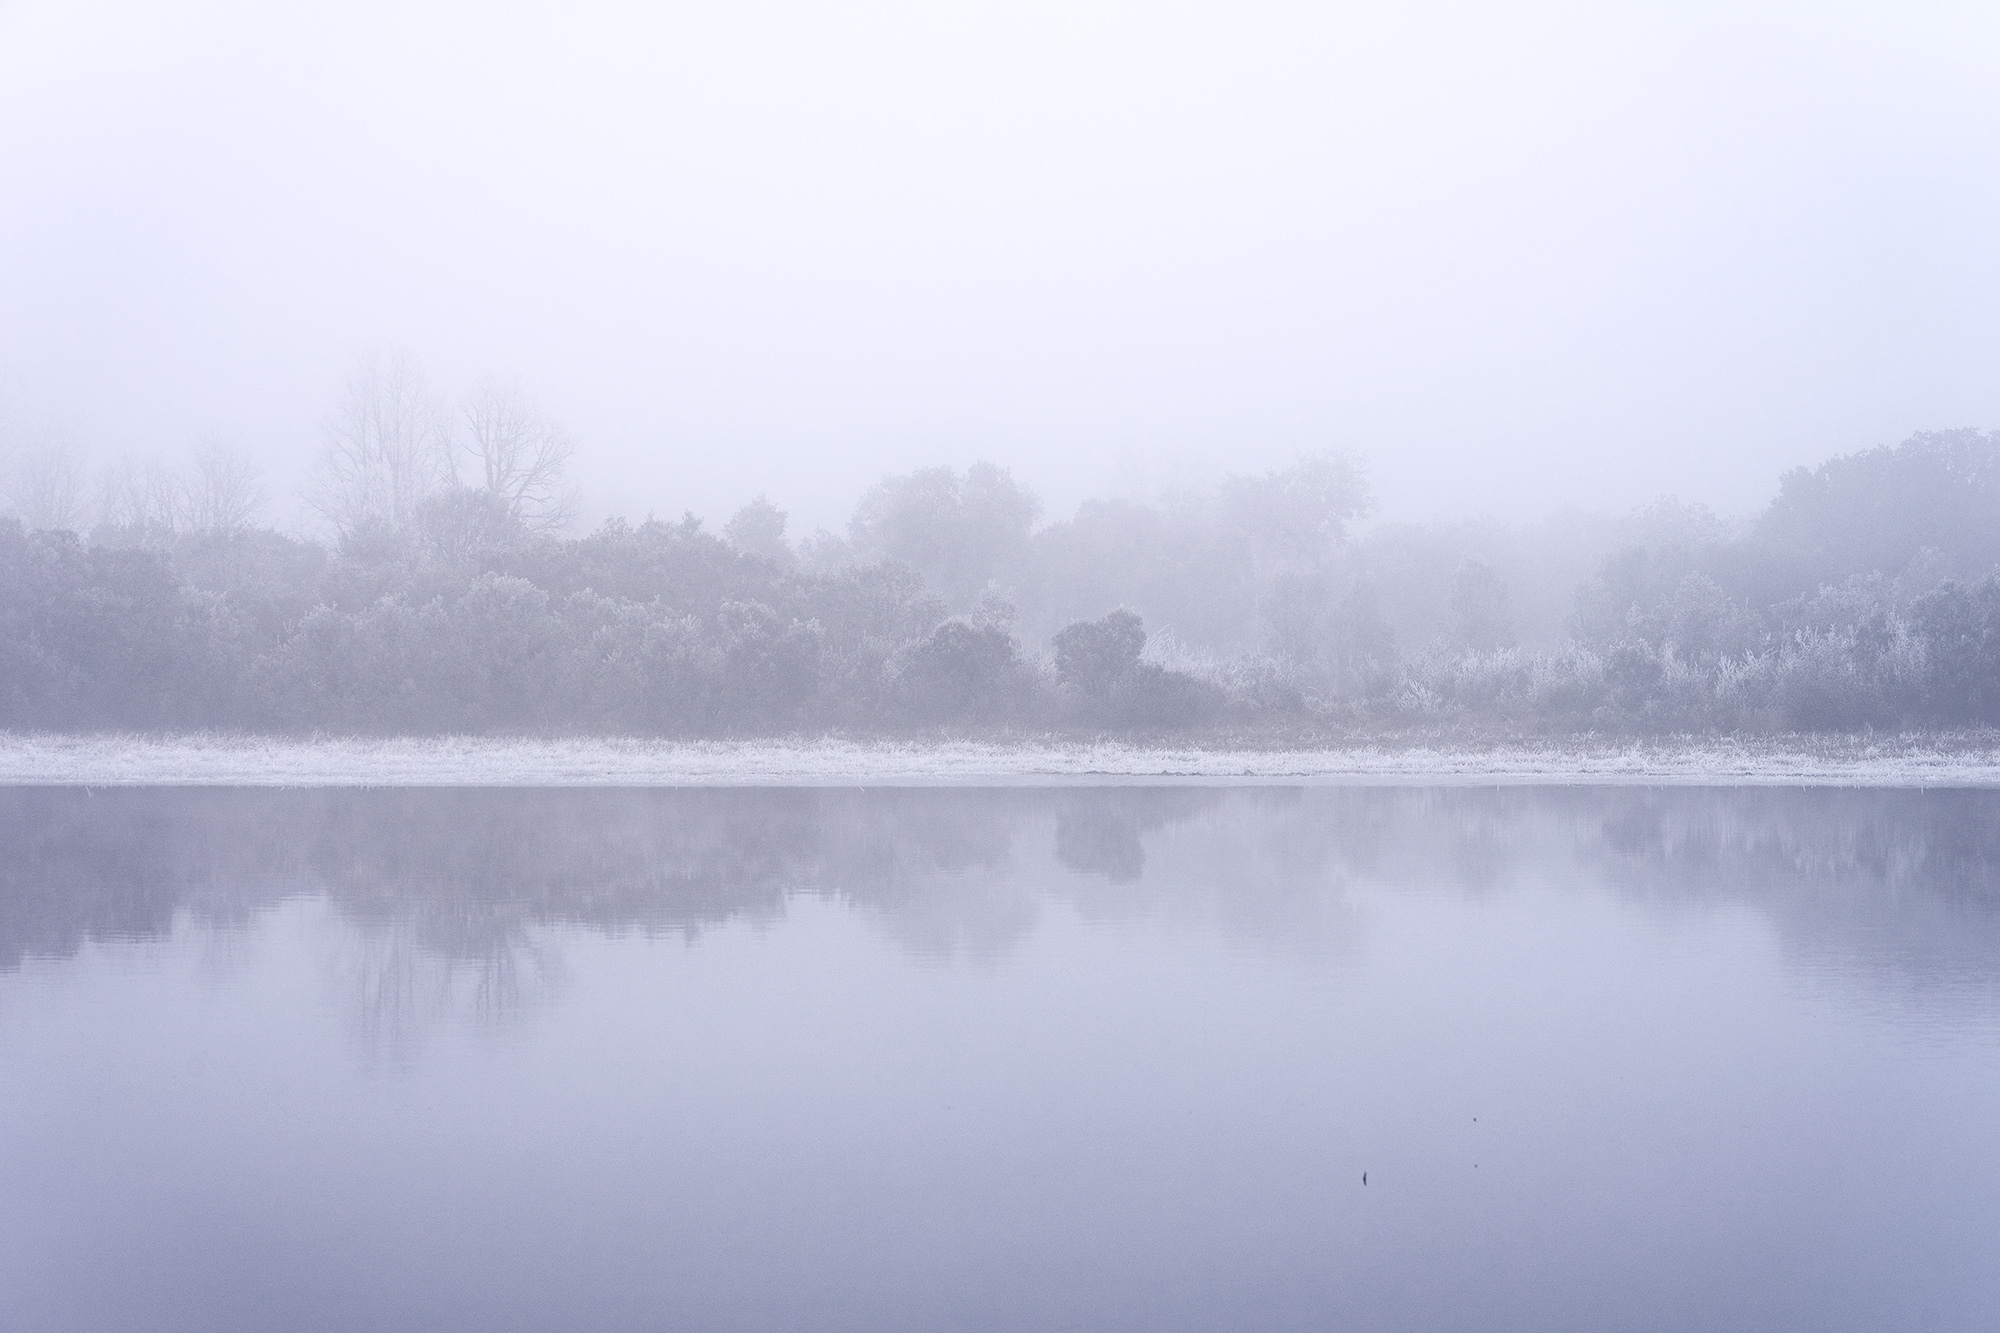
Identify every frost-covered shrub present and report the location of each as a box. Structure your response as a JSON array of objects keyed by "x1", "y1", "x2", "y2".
[
  {"x1": 1763, "y1": 625, "x2": 1924, "y2": 731},
  {"x1": 1393, "y1": 645, "x2": 1609, "y2": 729},
  {"x1": 1182, "y1": 652, "x2": 1311, "y2": 719}
]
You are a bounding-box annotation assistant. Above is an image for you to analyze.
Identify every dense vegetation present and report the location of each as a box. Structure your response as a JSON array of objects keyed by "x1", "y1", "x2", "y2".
[{"x1": 4, "y1": 403, "x2": 1999, "y2": 736}]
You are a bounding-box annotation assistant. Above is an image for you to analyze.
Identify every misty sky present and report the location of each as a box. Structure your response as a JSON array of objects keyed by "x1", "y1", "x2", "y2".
[{"x1": 4, "y1": 0, "x2": 1999, "y2": 535}]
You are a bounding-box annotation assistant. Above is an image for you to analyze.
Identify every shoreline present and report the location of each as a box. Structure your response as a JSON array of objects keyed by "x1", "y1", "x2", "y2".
[{"x1": 4, "y1": 733, "x2": 2000, "y2": 787}]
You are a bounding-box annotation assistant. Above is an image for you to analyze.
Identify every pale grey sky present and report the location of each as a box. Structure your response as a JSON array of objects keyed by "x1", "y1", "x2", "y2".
[{"x1": 4, "y1": 0, "x2": 1999, "y2": 535}]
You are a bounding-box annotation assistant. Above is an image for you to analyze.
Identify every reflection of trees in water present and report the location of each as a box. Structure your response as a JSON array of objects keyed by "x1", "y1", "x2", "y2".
[
  {"x1": 344, "y1": 925, "x2": 433, "y2": 1067},
  {"x1": 2, "y1": 784, "x2": 1997, "y2": 1014},
  {"x1": 335, "y1": 909, "x2": 566, "y2": 1065},
  {"x1": 1053, "y1": 788, "x2": 1223, "y2": 883},
  {"x1": 1045, "y1": 786, "x2": 1369, "y2": 961},
  {"x1": 1580, "y1": 788, "x2": 2000, "y2": 1018},
  {"x1": 830, "y1": 789, "x2": 1046, "y2": 961}
]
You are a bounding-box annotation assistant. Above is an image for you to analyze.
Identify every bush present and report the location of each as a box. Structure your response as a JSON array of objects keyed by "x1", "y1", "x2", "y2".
[
  {"x1": 893, "y1": 620, "x2": 1035, "y2": 725},
  {"x1": 1053, "y1": 610, "x2": 1145, "y2": 694}
]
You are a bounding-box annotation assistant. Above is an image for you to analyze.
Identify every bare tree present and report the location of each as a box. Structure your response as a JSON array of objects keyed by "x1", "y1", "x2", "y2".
[
  {"x1": 96, "y1": 456, "x2": 188, "y2": 541},
  {"x1": 185, "y1": 440, "x2": 266, "y2": 534},
  {"x1": 5, "y1": 430, "x2": 90, "y2": 532},
  {"x1": 459, "y1": 379, "x2": 576, "y2": 531},
  {"x1": 309, "y1": 352, "x2": 455, "y2": 538}
]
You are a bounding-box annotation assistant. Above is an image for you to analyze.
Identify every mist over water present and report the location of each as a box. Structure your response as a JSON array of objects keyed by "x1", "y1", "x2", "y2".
[
  {"x1": 4, "y1": 786, "x2": 1996, "y2": 1331},
  {"x1": 8, "y1": 6, "x2": 2000, "y2": 1327}
]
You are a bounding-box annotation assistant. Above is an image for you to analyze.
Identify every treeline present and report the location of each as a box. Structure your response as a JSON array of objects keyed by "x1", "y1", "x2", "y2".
[
  {"x1": 4, "y1": 368, "x2": 2000, "y2": 735},
  {"x1": 0, "y1": 509, "x2": 1230, "y2": 733},
  {"x1": 1398, "y1": 430, "x2": 2000, "y2": 732}
]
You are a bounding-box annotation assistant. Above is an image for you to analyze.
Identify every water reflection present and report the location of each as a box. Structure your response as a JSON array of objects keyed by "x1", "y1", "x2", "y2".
[
  {"x1": 5, "y1": 784, "x2": 2000, "y2": 1333},
  {"x1": 5, "y1": 784, "x2": 1997, "y2": 1004}
]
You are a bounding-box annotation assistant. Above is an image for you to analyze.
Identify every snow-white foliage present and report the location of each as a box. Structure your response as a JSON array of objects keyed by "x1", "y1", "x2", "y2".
[{"x1": 3, "y1": 733, "x2": 1997, "y2": 787}]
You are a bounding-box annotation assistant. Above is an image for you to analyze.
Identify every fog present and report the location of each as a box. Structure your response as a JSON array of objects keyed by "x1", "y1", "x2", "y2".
[
  {"x1": 9, "y1": 15, "x2": 2000, "y2": 1321},
  {"x1": 6, "y1": 0, "x2": 2000, "y2": 534}
]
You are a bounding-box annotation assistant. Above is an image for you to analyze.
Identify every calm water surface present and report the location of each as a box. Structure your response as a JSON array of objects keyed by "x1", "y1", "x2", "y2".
[{"x1": 3, "y1": 786, "x2": 1997, "y2": 1332}]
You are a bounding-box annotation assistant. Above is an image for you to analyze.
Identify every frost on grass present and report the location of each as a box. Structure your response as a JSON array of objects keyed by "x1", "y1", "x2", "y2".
[{"x1": 2, "y1": 733, "x2": 1999, "y2": 787}]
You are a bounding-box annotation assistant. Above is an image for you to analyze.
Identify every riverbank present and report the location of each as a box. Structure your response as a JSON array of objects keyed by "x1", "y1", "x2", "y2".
[{"x1": 4, "y1": 732, "x2": 2000, "y2": 786}]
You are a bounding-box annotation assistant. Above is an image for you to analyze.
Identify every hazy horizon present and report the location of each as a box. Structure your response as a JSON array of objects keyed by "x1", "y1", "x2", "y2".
[{"x1": 7, "y1": 0, "x2": 2000, "y2": 536}]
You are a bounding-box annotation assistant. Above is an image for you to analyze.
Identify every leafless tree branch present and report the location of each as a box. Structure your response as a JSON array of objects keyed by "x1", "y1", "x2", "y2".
[
  {"x1": 308, "y1": 351, "x2": 455, "y2": 538},
  {"x1": 459, "y1": 378, "x2": 576, "y2": 532}
]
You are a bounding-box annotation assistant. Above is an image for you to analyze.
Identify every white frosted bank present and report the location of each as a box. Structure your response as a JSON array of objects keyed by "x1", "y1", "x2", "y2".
[{"x1": 3, "y1": 733, "x2": 2000, "y2": 786}]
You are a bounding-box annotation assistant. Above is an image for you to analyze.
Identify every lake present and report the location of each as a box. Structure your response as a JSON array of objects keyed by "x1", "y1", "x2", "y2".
[{"x1": 3, "y1": 785, "x2": 1997, "y2": 1331}]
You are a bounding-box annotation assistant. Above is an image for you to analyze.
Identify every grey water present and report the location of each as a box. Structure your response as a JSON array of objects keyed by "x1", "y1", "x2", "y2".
[{"x1": 3, "y1": 786, "x2": 1997, "y2": 1333}]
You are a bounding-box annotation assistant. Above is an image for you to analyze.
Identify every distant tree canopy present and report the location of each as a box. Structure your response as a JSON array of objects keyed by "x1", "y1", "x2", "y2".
[
  {"x1": 1027, "y1": 452, "x2": 1372, "y2": 653},
  {"x1": 1758, "y1": 429, "x2": 2000, "y2": 587},
  {"x1": 4, "y1": 421, "x2": 2000, "y2": 736},
  {"x1": 724, "y1": 497, "x2": 792, "y2": 565},
  {"x1": 1567, "y1": 434, "x2": 2000, "y2": 659},
  {"x1": 846, "y1": 462, "x2": 1040, "y2": 610}
]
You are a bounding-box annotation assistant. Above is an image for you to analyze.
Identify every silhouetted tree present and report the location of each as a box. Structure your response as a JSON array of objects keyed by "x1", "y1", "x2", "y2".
[
  {"x1": 459, "y1": 379, "x2": 576, "y2": 532},
  {"x1": 895, "y1": 619, "x2": 1032, "y2": 723},
  {"x1": 724, "y1": 496, "x2": 792, "y2": 564},
  {"x1": 309, "y1": 352, "x2": 455, "y2": 542},
  {"x1": 1053, "y1": 609, "x2": 1146, "y2": 695},
  {"x1": 1052, "y1": 608, "x2": 1221, "y2": 726},
  {"x1": 4, "y1": 438, "x2": 88, "y2": 533},
  {"x1": 184, "y1": 441, "x2": 267, "y2": 534}
]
